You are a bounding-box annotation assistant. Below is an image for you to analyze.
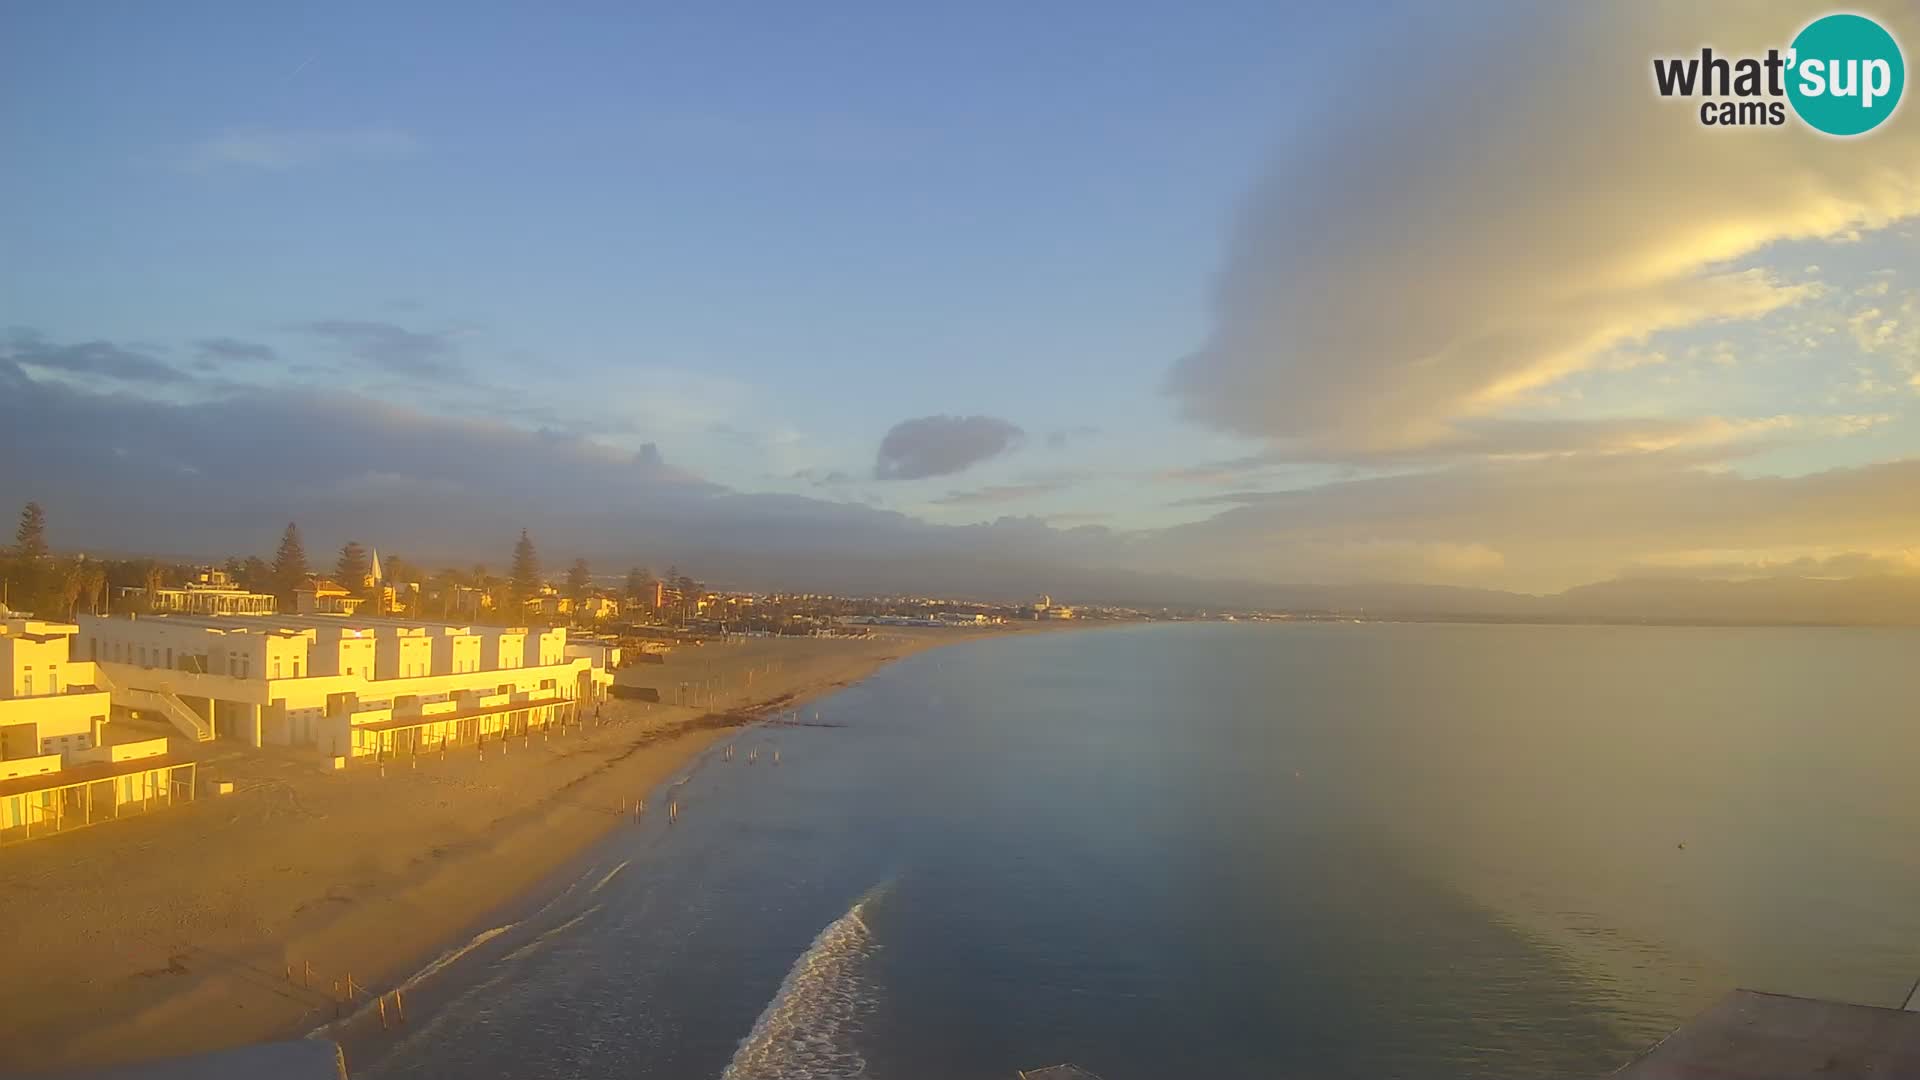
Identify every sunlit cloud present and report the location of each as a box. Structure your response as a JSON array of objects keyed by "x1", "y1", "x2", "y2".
[
  {"x1": 1167, "y1": 3, "x2": 1920, "y2": 458},
  {"x1": 181, "y1": 128, "x2": 419, "y2": 172}
]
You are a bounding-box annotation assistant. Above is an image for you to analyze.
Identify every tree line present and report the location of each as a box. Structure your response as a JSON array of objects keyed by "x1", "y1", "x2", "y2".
[{"x1": 2, "y1": 504, "x2": 704, "y2": 628}]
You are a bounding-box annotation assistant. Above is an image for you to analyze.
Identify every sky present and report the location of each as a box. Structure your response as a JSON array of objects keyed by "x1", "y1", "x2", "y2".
[{"x1": 3, "y1": 2, "x2": 1919, "y2": 600}]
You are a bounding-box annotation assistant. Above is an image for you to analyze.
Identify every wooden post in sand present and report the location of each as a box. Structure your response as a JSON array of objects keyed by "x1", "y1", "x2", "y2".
[
  {"x1": 394, "y1": 989, "x2": 406, "y2": 1023},
  {"x1": 378, "y1": 993, "x2": 389, "y2": 1030},
  {"x1": 305, "y1": 960, "x2": 312, "y2": 989}
]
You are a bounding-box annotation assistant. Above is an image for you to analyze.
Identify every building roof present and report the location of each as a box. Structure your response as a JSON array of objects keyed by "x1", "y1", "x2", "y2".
[{"x1": 1612, "y1": 989, "x2": 1920, "y2": 1078}]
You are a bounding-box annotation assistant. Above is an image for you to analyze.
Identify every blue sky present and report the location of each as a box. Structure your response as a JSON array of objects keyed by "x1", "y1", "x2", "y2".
[
  {"x1": 3, "y1": 2, "x2": 1325, "y2": 522},
  {"x1": 4, "y1": 2, "x2": 1920, "y2": 595}
]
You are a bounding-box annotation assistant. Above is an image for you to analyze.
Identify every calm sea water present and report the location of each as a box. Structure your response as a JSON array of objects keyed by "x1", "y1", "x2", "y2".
[{"x1": 354, "y1": 622, "x2": 1920, "y2": 1079}]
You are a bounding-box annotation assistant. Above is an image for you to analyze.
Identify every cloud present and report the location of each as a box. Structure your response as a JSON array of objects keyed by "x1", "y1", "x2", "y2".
[
  {"x1": 789, "y1": 467, "x2": 854, "y2": 488},
  {"x1": 294, "y1": 320, "x2": 456, "y2": 376},
  {"x1": 195, "y1": 337, "x2": 280, "y2": 365},
  {"x1": 182, "y1": 128, "x2": 419, "y2": 172},
  {"x1": 1166, "y1": 3, "x2": 1920, "y2": 457},
  {"x1": 1623, "y1": 548, "x2": 1920, "y2": 581},
  {"x1": 1, "y1": 329, "x2": 186, "y2": 384},
  {"x1": 1155, "y1": 413, "x2": 1880, "y2": 493},
  {"x1": 5, "y1": 340, "x2": 1920, "y2": 612},
  {"x1": 873, "y1": 414, "x2": 1023, "y2": 480},
  {"x1": 1135, "y1": 452, "x2": 1920, "y2": 592},
  {"x1": 1045, "y1": 425, "x2": 1101, "y2": 450},
  {"x1": 931, "y1": 476, "x2": 1078, "y2": 506}
]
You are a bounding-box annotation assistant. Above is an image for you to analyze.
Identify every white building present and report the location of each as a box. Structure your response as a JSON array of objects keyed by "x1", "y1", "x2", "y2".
[
  {"x1": 77, "y1": 612, "x2": 615, "y2": 759},
  {"x1": 0, "y1": 616, "x2": 194, "y2": 843},
  {"x1": 0, "y1": 616, "x2": 109, "y2": 759},
  {"x1": 120, "y1": 567, "x2": 275, "y2": 616}
]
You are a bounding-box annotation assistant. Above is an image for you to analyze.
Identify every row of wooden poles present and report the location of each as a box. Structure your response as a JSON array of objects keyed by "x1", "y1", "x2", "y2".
[
  {"x1": 285, "y1": 959, "x2": 408, "y2": 1028},
  {"x1": 616, "y1": 795, "x2": 680, "y2": 822}
]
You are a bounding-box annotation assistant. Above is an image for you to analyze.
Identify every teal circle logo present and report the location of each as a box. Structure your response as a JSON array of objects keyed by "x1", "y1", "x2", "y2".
[{"x1": 1787, "y1": 13, "x2": 1905, "y2": 136}]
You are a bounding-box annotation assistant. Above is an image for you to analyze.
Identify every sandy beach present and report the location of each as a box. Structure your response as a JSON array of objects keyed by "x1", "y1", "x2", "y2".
[{"x1": 0, "y1": 627, "x2": 1013, "y2": 1072}]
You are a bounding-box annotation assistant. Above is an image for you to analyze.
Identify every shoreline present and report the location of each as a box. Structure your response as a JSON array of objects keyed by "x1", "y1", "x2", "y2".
[{"x1": 0, "y1": 626, "x2": 1039, "y2": 1072}]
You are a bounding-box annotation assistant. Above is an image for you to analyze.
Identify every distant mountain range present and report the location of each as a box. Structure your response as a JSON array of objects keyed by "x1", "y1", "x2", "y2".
[{"x1": 1223, "y1": 574, "x2": 1920, "y2": 626}]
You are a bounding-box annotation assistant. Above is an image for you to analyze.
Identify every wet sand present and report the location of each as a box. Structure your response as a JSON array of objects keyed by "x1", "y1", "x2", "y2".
[{"x1": 0, "y1": 628, "x2": 1018, "y2": 1071}]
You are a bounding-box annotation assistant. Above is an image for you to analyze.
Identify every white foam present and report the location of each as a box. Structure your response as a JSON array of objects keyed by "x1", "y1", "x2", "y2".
[
  {"x1": 501, "y1": 904, "x2": 602, "y2": 963},
  {"x1": 719, "y1": 883, "x2": 890, "y2": 1080},
  {"x1": 308, "y1": 858, "x2": 613, "y2": 1038},
  {"x1": 589, "y1": 859, "x2": 632, "y2": 896}
]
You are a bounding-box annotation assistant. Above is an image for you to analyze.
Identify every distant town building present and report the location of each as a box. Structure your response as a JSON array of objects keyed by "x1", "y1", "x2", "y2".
[
  {"x1": 1031, "y1": 595, "x2": 1075, "y2": 620},
  {"x1": 295, "y1": 578, "x2": 365, "y2": 616}
]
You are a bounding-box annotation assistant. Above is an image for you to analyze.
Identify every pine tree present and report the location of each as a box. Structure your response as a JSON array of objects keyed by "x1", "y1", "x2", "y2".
[
  {"x1": 14, "y1": 502, "x2": 48, "y2": 560},
  {"x1": 271, "y1": 522, "x2": 309, "y2": 609},
  {"x1": 336, "y1": 542, "x2": 370, "y2": 593},
  {"x1": 510, "y1": 530, "x2": 540, "y2": 603}
]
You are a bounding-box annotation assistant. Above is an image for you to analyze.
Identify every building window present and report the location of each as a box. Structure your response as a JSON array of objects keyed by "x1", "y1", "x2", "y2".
[
  {"x1": 293, "y1": 659, "x2": 302, "y2": 678},
  {"x1": 23, "y1": 674, "x2": 33, "y2": 696},
  {"x1": 48, "y1": 669, "x2": 58, "y2": 695}
]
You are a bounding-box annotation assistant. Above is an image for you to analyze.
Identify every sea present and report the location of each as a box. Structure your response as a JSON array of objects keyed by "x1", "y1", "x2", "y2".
[{"x1": 349, "y1": 621, "x2": 1920, "y2": 1079}]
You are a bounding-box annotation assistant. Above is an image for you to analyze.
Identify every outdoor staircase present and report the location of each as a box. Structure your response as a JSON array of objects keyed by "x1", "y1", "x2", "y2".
[{"x1": 93, "y1": 666, "x2": 215, "y2": 742}]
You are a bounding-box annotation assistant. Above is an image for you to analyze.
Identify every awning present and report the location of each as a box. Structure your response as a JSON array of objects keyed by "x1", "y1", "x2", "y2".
[
  {"x1": 0, "y1": 754, "x2": 193, "y2": 800},
  {"x1": 353, "y1": 695, "x2": 571, "y2": 734}
]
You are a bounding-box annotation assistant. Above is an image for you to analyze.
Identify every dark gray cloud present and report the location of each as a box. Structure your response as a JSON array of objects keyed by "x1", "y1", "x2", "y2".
[
  {"x1": 294, "y1": 320, "x2": 457, "y2": 376},
  {"x1": 195, "y1": 337, "x2": 280, "y2": 365},
  {"x1": 874, "y1": 414, "x2": 1023, "y2": 480},
  {"x1": 2, "y1": 329, "x2": 186, "y2": 384}
]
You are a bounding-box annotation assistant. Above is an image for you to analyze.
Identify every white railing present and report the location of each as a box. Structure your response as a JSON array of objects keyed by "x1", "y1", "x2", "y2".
[{"x1": 92, "y1": 666, "x2": 213, "y2": 742}]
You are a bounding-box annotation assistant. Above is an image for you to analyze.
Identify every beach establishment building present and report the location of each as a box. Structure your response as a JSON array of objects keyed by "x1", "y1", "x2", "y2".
[
  {"x1": 118, "y1": 567, "x2": 276, "y2": 616},
  {"x1": 75, "y1": 612, "x2": 616, "y2": 761},
  {"x1": 1, "y1": 615, "x2": 196, "y2": 844}
]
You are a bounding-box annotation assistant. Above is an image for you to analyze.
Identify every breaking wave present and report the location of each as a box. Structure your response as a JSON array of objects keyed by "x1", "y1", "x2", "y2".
[{"x1": 719, "y1": 882, "x2": 890, "y2": 1079}]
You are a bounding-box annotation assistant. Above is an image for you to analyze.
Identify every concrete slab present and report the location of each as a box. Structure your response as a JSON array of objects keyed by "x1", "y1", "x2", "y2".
[{"x1": 1612, "y1": 989, "x2": 1920, "y2": 1078}]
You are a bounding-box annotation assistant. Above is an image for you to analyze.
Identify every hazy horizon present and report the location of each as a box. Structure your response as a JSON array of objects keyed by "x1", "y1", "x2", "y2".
[{"x1": 5, "y1": 2, "x2": 1919, "y2": 612}]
